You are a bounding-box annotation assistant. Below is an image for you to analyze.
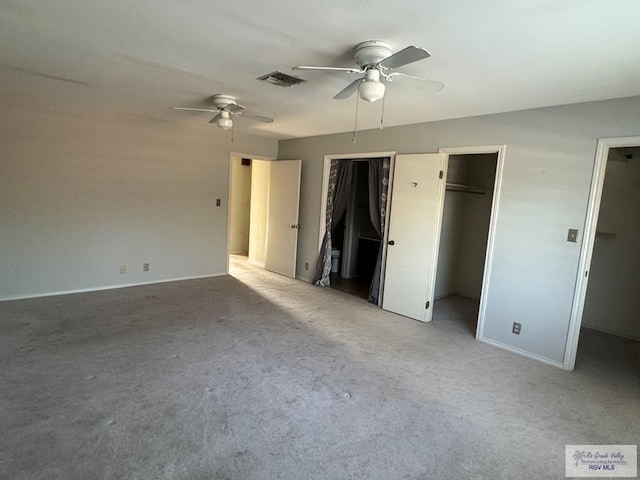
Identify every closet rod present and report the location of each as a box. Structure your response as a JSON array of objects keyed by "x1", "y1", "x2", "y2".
[{"x1": 445, "y1": 182, "x2": 486, "y2": 195}]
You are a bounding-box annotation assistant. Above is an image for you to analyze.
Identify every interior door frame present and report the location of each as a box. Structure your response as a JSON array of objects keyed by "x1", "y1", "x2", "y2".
[
  {"x1": 318, "y1": 151, "x2": 396, "y2": 305},
  {"x1": 564, "y1": 135, "x2": 640, "y2": 371},
  {"x1": 226, "y1": 152, "x2": 275, "y2": 274},
  {"x1": 437, "y1": 145, "x2": 506, "y2": 341}
]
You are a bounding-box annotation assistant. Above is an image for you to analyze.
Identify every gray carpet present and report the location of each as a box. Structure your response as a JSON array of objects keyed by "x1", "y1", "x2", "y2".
[{"x1": 1, "y1": 256, "x2": 638, "y2": 479}]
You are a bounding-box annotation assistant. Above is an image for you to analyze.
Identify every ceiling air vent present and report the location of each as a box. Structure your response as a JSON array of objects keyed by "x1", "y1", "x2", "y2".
[{"x1": 257, "y1": 71, "x2": 306, "y2": 87}]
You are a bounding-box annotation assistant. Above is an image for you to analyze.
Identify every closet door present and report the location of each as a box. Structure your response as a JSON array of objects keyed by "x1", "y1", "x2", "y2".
[{"x1": 382, "y1": 153, "x2": 446, "y2": 322}]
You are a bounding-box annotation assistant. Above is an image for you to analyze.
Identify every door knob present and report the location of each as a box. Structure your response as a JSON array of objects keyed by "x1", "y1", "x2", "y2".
[
  {"x1": 388, "y1": 240, "x2": 395, "y2": 245},
  {"x1": 289, "y1": 224, "x2": 300, "y2": 229}
]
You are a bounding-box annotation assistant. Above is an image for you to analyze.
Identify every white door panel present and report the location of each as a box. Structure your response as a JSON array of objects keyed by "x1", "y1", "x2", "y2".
[
  {"x1": 382, "y1": 153, "x2": 445, "y2": 322},
  {"x1": 265, "y1": 160, "x2": 302, "y2": 278}
]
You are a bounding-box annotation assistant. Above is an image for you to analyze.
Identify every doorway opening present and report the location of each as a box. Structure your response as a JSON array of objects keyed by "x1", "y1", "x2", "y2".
[
  {"x1": 227, "y1": 155, "x2": 271, "y2": 271},
  {"x1": 572, "y1": 144, "x2": 639, "y2": 370},
  {"x1": 316, "y1": 152, "x2": 395, "y2": 304},
  {"x1": 228, "y1": 154, "x2": 302, "y2": 278},
  {"x1": 566, "y1": 136, "x2": 640, "y2": 370},
  {"x1": 228, "y1": 156, "x2": 253, "y2": 261},
  {"x1": 330, "y1": 160, "x2": 380, "y2": 300},
  {"x1": 433, "y1": 152, "x2": 499, "y2": 336}
]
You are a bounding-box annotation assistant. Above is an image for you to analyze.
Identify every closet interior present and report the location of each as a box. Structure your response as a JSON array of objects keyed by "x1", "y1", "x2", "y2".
[
  {"x1": 577, "y1": 146, "x2": 639, "y2": 368},
  {"x1": 433, "y1": 153, "x2": 498, "y2": 335}
]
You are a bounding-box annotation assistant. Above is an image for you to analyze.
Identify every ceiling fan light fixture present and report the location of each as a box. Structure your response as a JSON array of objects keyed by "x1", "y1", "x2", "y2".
[
  {"x1": 359, "y1": 78, "x2": 385, "y2": 103},
  {"x1": 216, "y1": 111, "x2": 233, "y2": 130},
  {"x1": 358, "y1": 69, "x2": 385, "y2": 103}
]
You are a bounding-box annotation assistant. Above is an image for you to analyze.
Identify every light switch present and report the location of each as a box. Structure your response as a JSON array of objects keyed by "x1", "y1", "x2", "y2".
[
  {"x1": 567, "y1": 229, "x2": 578, "y2": 243},
  {"x1": 216, "y1": 199, "x2": 221, "y2": 207}
]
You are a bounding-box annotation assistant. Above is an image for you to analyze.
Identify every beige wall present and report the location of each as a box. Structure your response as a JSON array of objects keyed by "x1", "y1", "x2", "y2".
[
  {"x1": 0, "y1": 91, "x2": 277, "y2": 299},
  {"x1": 229, "y1": 156, "x2": 252, "y2": 254},
  {"x1": 278, "y1": 96, "x2": 640, "y2": 366}
]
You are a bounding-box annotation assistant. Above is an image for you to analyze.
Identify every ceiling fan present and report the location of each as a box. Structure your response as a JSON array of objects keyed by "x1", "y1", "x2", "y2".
[
  {"x1": 292, "y1": 40, "x2": 444, "y2": 103},
  {"x1": 171, "y1": 94, "x2": 273, "y2": 130}
]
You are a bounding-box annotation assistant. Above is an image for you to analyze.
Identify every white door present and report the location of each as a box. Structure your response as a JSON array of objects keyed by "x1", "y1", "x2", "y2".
[
  {"x1": 382, "y1": 153, "x2": 445, "y2": 322},
  {"x1": 265, "y1": 160, "x2": 302, "y2": 278}
]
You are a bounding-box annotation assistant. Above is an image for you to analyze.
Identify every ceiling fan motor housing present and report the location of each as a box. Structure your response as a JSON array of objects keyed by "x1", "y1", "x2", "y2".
[
  {"x1": 211, "y1": 94, "x2": 237, "y2": 109},
  {"x1": 354, "y1": 40, "x2": 393, "y2": 68}
]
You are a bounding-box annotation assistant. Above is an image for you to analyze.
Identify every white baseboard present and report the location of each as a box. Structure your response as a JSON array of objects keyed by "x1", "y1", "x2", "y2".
[
  {"x1": 434, "y1": 291, "x2": 455, "y2": 300},
  {"x1": 434, "y1": 291, "x2": 481, "y2": 301},
  {"x1": 454, "y1": 290, "x2": 481, "y2": 301},
  {"x1": 478, "y1": 336, "x2": 566, "y2": 370},
  {"x1": 581, "y1": 325, "x2": 640, "y2": 342},
  {"x1": 0, "y1": 273, "x2": 227, "y2": 302}
]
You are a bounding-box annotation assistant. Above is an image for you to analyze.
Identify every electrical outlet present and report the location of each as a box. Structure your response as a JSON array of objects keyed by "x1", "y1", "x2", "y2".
[
  {"x1": 143, "y1": 263, "x2": 149, "y2": 272},
  {"x1": 512, "y1": 322, "x2": 521, "y2": 335},
  {"x1": 304, "y1": 262, "x2": 309, "y2": 270},
  {"x1": 120, "y1": 265, "x2": 127, "y2": 275}
]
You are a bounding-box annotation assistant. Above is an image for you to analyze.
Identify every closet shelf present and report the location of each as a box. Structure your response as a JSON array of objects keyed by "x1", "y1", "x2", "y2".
[
  {"x1": 595, "y1": 231, "x2": 616, "y2": 241},
  {"x1": 445, "y1": 182, "x2": 487, "y2": 195}
]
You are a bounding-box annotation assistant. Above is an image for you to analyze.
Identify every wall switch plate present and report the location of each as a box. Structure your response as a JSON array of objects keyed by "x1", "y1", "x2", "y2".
[
  {"x1": 143, "y1": 263, "x2": 149, "y2": 272},
  {"x1": 304, "y1": 262, "x2": 309, "y2": 270},
  {"x1": 216, "y1": 198, "x2": 221, "y2": 207},
  {"x1": 512, "y1": 322, "x2": 521, "y2": 335},
  {"x1": 567, "y1": 229, "x2": 578, "y2": 243},
  {"x1": 120, "y1": 265, "x2": 127, "y2": 275}
]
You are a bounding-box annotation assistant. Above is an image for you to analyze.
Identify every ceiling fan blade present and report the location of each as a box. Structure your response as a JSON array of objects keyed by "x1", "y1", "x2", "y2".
[
  {"x1": 378, "y1": 46, "x2": 431, "y2": 70},
  {"x1": 389, "y1": 72, "x2": 445, "y2": 92},
  {"x1": 224, "y1": 103, "x2": 245, "y2": 113},
  {"x1": 292, "y1": 65, "x2": 363, "y2": 74},
  {"x1": 334, "y1": 77, "x2": 363, "y2": 100},
  {"x1": 234, "y1": 112, "x2": 274, "y2": 123},
  {"x1": 208, "y1": 115, "x2": 221, "y2": 124},
  {"x1": 171, "y1": 107, "x2": 219, "y2": 113}
]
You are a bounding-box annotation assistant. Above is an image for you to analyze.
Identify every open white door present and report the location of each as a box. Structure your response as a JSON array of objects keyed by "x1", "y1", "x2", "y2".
[
  {"x1": 265, "y1": 160, "x2": 302, "y2": 278},
  {"x1": 382, "y1": 153, "x2": 445, "y2": 322}
]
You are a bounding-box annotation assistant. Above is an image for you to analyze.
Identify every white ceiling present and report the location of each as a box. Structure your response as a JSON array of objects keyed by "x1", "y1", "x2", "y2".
[{"x1": 1, "y1": 0, "x2": 639, "y2": 139}]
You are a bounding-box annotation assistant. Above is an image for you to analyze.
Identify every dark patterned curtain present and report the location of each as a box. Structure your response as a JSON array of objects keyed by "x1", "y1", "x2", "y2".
[
  {"x1": 367, "y1": 157, "x2": 391, "y2": 304},
  {"x1": 312, "y1": 160, "x2": 354, "y2": 286}
]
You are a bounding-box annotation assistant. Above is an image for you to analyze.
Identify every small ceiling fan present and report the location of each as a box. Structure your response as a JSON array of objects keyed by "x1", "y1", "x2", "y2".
[
  {"x1": 171, "y1": 94, "x2": 273, "y2": 130},
  {"x1": 293, "y1": 40, "x2": 444, "y2": 103}
]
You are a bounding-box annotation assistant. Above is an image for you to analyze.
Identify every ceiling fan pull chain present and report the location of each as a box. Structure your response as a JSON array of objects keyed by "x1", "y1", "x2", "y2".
[
  {"x1": 352, "y1": 94, "x2": 359, "y2": 144},
  {"x1": 380, "y1": 92, "x2": 386, "y2": 129},
  {"x1": 231, "y1": 120, "x2": 234, "y2": 144}
]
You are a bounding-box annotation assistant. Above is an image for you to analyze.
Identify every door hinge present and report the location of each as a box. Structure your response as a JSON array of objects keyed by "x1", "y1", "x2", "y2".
[
  {"x1": 426, "y1": 301, "x2": 430, "y2": 309},
  {"x1": 439, "y1": 171, "x2": 443, "y2": 179}
]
